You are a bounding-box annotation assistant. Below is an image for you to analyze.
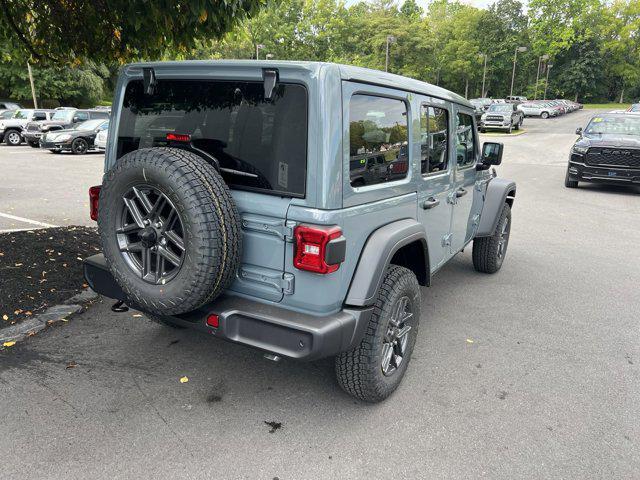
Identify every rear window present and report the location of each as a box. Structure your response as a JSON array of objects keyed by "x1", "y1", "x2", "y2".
[{"x1": 117, "y1": 79, "x2": 308, "y2": 197}]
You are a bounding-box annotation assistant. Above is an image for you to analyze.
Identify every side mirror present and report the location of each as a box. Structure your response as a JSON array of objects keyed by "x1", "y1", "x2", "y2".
[
  {"x1": 478, "y1": 142, "x2": 503, "y2": 170},
  {"x1": 575, "y1": 127, "x2": 583, "y2": 135}
]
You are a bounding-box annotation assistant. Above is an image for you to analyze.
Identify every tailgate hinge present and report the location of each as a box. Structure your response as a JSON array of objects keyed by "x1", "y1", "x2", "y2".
[
  {"x1": 239, "y1": 268, "x2": 295, "y2": 295},
  {"x1": 241, "y1": 217, "x2": 296, "y2": 242}
]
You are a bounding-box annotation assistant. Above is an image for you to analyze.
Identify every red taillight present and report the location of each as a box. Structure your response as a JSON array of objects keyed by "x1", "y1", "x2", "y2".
[
  {"x1": 293, "y1": 225, "x2": 343, "y2": 274},
  {"x1": 89, "y1": 186, "x2": 101, "y2": 221},
  {"x1": 166, "y1": 133, "x2": 191, "y2": 142},
  {"x1": 206, "y1": 314, "x2": 219, "y2": 328},
  {"x1": 389, "y1": 161, "x2": 408, "y2": 174}
]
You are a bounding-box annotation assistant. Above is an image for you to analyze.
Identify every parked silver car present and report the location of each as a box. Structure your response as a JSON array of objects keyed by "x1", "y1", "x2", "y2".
[{"x1": 519, "y1": 102, "x2": 555, "y2": 119}]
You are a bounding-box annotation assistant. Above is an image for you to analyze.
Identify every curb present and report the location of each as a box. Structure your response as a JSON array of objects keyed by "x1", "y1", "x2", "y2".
[
  {"x1": 1, "y1": 289, "x2": 98, "y2": 346},
  {"x1": 480, "y1": 129, "x2": 527, "y2": 137}
]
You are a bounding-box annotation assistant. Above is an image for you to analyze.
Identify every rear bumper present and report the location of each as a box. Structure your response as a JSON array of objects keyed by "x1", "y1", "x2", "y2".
[
  {"x1": 84, "y1": 254, "x2": 372, "y2": 361},
  {"x1": 568, "y1": 156, "x2": 640, "y2": 185}
]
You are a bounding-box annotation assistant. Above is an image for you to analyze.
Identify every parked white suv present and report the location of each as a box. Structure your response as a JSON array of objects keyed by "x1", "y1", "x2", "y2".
[
  {"x1": 519, "y1": 102, "x2": 553, "y2": 119},
  {"x1": 0, "y1": 109, "x2": 54, "y2": 145}
]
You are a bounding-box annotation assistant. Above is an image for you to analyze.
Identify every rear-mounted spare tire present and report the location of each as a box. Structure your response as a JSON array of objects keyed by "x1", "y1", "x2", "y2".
[{"x1": 98, "y1": 147, "x2": 242, "y2": 315}]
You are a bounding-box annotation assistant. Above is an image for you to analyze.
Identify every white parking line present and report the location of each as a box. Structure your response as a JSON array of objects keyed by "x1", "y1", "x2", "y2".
[
  {"x1": 0, "y1": 212, "x2": 57, "y2": 228},
  {"x1": 0, "y1": 227, "x2": 49, "y2": 233}
]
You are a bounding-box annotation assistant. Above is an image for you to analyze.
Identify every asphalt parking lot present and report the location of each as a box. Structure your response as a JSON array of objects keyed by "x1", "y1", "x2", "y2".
[
  {"x1": 0, "y1": 146, "x2": 103, "y2": 232},
  {"x1": 1, "y1": 111, "x2": 639, "y2": 479}
]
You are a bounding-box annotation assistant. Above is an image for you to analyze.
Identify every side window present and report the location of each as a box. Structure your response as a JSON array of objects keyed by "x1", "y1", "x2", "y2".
[
  {"x1": 349, "y1": 94, "x2": 408, "y2": 187},
  {"x1": 455, "y1": 112, "x2": 477, "y2": 169},
  {"x1": 74, "y1": 111, "x2": 89, "y2": 122},
  {"x1": 420, "y1": 105, "x2": 449, "y2": 175},
  {"x1": 33, "y1": 111, "x2": 47, "y2": 121}
]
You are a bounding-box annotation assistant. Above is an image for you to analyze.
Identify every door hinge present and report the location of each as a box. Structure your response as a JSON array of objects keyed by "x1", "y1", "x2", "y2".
[
  {"x1": 241, "y1": 216, "x2": 296, "y2": 241},
  {"x1": 441, "y1": 233, "x2": 453, "y2": 247},
  {"x1": 472, "y1": 214, "x2": 481, "y2": 226},
  {"x1": 446, "y1": 191, "x2": 457, "y2": 205},
  {"x1": 239, "y1": 267, "x2": 295, "y2": 295}
]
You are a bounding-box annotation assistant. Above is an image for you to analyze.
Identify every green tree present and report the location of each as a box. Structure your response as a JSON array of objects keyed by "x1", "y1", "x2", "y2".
[{"x1": 0, "y1": 0, "x2": 266, "y2": 64}]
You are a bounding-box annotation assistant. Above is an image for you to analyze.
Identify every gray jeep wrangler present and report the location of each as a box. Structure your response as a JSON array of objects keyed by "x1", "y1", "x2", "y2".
[{"x1": 84, "y1": 61, "x2": 515, "y2": 403}]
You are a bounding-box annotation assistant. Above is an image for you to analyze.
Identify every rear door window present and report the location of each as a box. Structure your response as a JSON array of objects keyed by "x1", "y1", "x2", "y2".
[
  {"x1": 420, "y1": 105, "x2": 449, "y2": 175},
  {"x1": 117, "y1": 79, "x2": 308, "y2": 197},
  {"x1": 348, "y1": 95, "x2": 408, "y2": 187},
  {"x1": 455, "y1": 112, "x2": 477, "y2": 169}
]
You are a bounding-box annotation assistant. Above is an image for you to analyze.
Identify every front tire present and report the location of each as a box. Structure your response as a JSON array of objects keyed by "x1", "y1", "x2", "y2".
[
  {"x1": 473, "y1": 203, "x2": 511, "y2": 274},
  {"x1": 335, "y1": 265, "x2": 421, "y2": 403},
  {"x1": 541, "y1": 112, "x2": 549, "y2": 119},
  {"x1": 565, "y1": 169, "x2": 579, "y2": 188},
  {"x1": 5, "y1": 130, "x2": 22, "y2": 145}
]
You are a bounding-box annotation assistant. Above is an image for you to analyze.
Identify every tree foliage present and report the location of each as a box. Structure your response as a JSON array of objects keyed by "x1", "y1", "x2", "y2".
[
  {"x1": 1, "y1": 0, "x2": 639, "y2": 105},
  {"x1": 0, "y1": 0, "x2": 266, "y2": 64}
]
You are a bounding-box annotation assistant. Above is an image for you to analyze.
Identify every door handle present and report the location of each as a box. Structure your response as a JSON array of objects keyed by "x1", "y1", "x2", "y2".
[
  {"x1": 422, "y1": 197, "x2": 440, "y2": 210},
  {"x1": 456, "y1": 188, "x2": 468, "y2": 198}
]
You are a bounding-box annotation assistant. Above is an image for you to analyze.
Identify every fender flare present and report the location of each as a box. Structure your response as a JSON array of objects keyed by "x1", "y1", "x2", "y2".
[
  {"x1": 345, "y1": 219, "x2": 429, "y2": 307},
  {"x1": 476, "y1": 177, "x2": 516, "y2": 237}
]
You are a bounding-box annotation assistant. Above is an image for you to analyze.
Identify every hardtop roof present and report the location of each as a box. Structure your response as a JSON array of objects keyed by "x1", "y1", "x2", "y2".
[{"x1": 123, "y1": 59, "x2": 472, "y2": 109}]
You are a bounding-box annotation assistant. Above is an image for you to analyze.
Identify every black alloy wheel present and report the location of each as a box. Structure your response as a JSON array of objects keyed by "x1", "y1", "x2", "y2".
[
  {"x1": 116, "y1": 184, "x2": 186, "y2": 285},
  {"x1": 71, "y1": 137, "x2": 89, "y2": 154}
]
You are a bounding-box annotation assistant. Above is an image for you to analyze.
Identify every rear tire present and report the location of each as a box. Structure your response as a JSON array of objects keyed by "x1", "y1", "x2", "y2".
[
  {"x1": 98, "y1": 148, "x2": 242, "y2": 316},
  {"x1": 335, "y1": 265, "x2": 421, "y2": 403},
  {"x1": 541, "y1": 112, "x2": 549, "y2": 119},
  {"x1": 473, "y1": 203, "x2": 511, "y2": 274},
  {"x1": 71, "y1": 138, "x2": 89, "y2": 155}
]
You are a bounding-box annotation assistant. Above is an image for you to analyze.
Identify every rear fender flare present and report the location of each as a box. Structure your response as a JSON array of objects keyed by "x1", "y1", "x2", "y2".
[{"x1": 345, "y1": 219, "x2": 429, "y2": 307}]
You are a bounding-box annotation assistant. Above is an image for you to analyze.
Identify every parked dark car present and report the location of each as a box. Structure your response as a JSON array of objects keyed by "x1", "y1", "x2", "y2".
[
  {"x1": 24, "y1": 108, "x2": 110, "y2": 147},
  {"x1": 566, "y1": 112, "x2": 640, "y2": 188},
  {"x1": 39, "y1": 119, "x2": 109, "y2": 154}
]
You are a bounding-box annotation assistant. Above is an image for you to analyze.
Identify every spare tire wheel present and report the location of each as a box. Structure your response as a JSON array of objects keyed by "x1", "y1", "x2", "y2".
[{"x1": 98, "y1": 148, "x2": 242, "y2": 315}]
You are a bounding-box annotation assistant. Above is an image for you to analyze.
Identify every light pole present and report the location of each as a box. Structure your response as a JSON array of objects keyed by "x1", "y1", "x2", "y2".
[
  {"x1": 385, "y1": 35, "x2": 396, "y2": 73},
  {"x1": 478, "y1": 53, "x2": 488, "y2": 97},
  {"x1": 544, "y1": 64, "x2": 553, "y2": 100},
  {"x1": 509, "y1": 46, "x2": 527, "y2": 97},
  {"x1": 255, "y1": 44, "x2": 264, "y2": 60},
  {"x1": 534, "y1": 54, "x2": 549, "y2": 100}
]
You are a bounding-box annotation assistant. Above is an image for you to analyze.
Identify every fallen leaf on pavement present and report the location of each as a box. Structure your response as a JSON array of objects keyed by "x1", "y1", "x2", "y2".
[
  {"x1": 179, "y1": 376, "x2": 189, "y2": 383},
  {"x1": 66, "y1": 361, "x2": 78, "y2": 369},
  {"x1": 3, "y1": 341, "x2": 16, "y2": 347},
  {"x1": 466, "y1": 338, "x2": 474, "y2": 344},
  {"x1": 132, "y1": 314, "x2": 142, "y2": 318},
  {"x1": 2, "y1": 314, "x2": 8, "y2": 321}
]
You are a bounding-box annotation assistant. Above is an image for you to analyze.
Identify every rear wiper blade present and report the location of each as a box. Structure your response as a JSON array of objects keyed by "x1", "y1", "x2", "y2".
[{"x1": 219, "y1": 167, "x2": 258, "y2": 178}]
